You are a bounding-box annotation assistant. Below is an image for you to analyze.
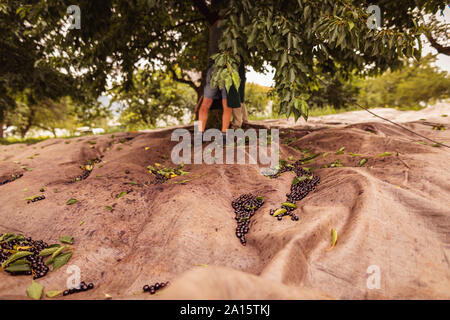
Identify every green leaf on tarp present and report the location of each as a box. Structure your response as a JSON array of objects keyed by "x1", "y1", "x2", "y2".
[
  {"x1": 66, "y1": 198, "x2": 78, "y2": 205},
  {"x1": 327, "y1": 228, "x2": 338, "y2": 251},
  {"x1": 39, "y1": 247, "x2": 60, "y2": 257},
  {"x1": 46, "y1": 290, "x2": 63, "y2": 298},
  {"x1": 378, "y1": 152, "x2": 392, "y2": 157},
  {"x1": 9, "y1": 259, "x2": 31, "y2": 266},
  {"x1": 1, "y1": 251, "x2": 33, "y2": 268},
  {"x1": 60, "y1": 236, "x2": 74, "y2": 245},
  {"x1": 358, "y1": 158, "x2": 368, "y2": 167},
  {"x1": 256, "y1": 196, "x2": 264, "y2": 201},
  {"x1": 5, "y1": 263, "x2": 31, "y2": 272},
  {"x1": 116, "y1": 191, "x2": 127, "y2": 198},
  {"x1": 178, "y1": 170, "x2": 190, "y2": 176},
  {"x1": 349, "y1": 153, "x2": 362, "y2": 156},
  {"x1": 171, "y1": 179, "x2": 190, "y2": 184},
  {"x1": 25, "y1": 195, "x2": 41, "y2": 201},
  {"x1": 299, "y1": 153, "x2": 320, "y2": 162},
  {"x1": 105, "y1": 206, "x2": 113, "y2": 211},
  {"x1": 0, "y1": 233, "x2": 14, "y2": 242},
  {"x1": 292, "y1": 176, "x2": 308, "y2": 185},
  {"x1": 335, "y1": 147, "x2": 345, "y2": 154},
  {"x1": 282, "y1": 202, "x2": 297, "y2": 208},
  {"x1": 273, "y1": 208, "x2": 287, "y2": 217},
  {"x1": 47, "y1": 244, "x2": 61, "y2": 248},
  {"x1": 53, "y1": 251, "x2": 73, "y2": 271},
  {"x1": 51, "y1": 245, "x2": 68, "y2": 260},
  {"x1": 26, "y1": 280, "x2": 43, "y2": 300}
]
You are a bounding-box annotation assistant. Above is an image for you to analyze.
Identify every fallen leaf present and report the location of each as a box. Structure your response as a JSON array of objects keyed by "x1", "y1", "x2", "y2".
[
  {"x1": 53, "y1": 251, "x2": 73, "y2": 271},
  {"x1": 327, "y1": 228, "x2": 338, "y2": 251},
  {"x1": 39, "y1": 247, "x2": 60, "y2": 257},
  {"x1": 358, "y1": 158, "x2": 368, "y2": 167},
  {"x1": 60, "y1": 236, "x2": 74, "y2": 244},
  {"x1": 116, "y1": 191, "x2": 127, "y2": 198},
  {"x1": 282, "y1": 202, "x2": 297, "y2": 208},
  {"x1": 66, "y1": 198, "x2": 78, "y2": 205},
  {"x1": 5, "y1": 263, "x2": 31, "y2": 272},
  {"x1": 46, "y1": 290, "x2": 63, "y2": 298},
  {"x1": 51, "y1": 245, "x2": 68, "y2": 260},
  {"x1": 377, "y1": 152, "x2": 392, "y2": 157},
  {"x1": 105, "y1": 206, "x2": 113, "y2": 211},
  {"x1": 335, "y1": 147, "x2": 345, "y2": 155},
  {"x1": 26, "y1": 281, "x2": 43, "y2": 300},
  {"x1": 1, "y1": 251, "x2": 33, "y2": 268},
  {"x1": 273, "y1": 208, "x2": 287, "y2": 217},
  {"x1": 292, "y1": 176, "x2": 308, "y2": 185}
]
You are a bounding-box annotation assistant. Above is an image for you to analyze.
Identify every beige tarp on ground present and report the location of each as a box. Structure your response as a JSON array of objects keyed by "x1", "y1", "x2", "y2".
[{"x1": 0, "y1": 105, "x2": 449, "y2": 299}]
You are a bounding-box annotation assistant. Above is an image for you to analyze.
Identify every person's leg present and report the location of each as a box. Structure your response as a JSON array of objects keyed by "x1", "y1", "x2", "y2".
[
  {"x1": 221, "y1": 99, "x2": 232, "y2": 133},
  {"x1": 242, "y1": 102, "x2": 248, "y2": 123},
  {"x1": 231, "y1": 105, "x2": 243, "y2": 129},
  {"x1": 198, "y1": 97, "x2": 213, "y2": 132}
]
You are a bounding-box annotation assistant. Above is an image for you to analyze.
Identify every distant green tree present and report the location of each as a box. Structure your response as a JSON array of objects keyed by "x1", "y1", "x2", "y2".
[
  {"x1": 6, "y1": 94, "x2": 109, "y2": 138},
  {"x1": 112, "y1": 70, "x2": 196, "y2": 130},
  {"x1": 357, "y1": 54, "x2": 450, "y2": 109},
  {"x1": 244, "y1": 83, "x2": 270, "y2": 115}
]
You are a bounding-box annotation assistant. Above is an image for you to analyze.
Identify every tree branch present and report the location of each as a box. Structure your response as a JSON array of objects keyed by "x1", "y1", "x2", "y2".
[
  {"x1": 425, "y1": 32, "x2": 450, "y2": 56},
  {"x1": 168, "y1": 65, "x2": 200, "y2": 93},
  {"x1": 418, "y1": 13, "x2": 450, "y2": 56},
  {"x1": 191, "y1": 0, "x2": 218, "y2": 25}
]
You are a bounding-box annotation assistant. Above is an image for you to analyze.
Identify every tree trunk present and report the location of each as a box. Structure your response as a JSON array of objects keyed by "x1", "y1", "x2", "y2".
[
  {"x1": 204, "y1": 21, "x2": 223, "y2": 130},
  {"x1": 21, "y1": 108, "x2": 35, "y2": 138},
  {"x1": 0, "y1": 122, "x2": 3, "y2": 139}
]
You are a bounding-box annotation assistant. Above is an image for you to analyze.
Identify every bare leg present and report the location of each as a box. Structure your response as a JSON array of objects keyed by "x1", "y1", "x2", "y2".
[
  {"x1": 221, "y1": 99, "x2": 232, "y2": 133},
  {"x1": 198, "y1": 97, "x2": 213, "y2": 132}
]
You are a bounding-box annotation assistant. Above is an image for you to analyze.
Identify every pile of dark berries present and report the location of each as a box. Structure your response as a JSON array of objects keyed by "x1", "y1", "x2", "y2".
[
  {"x1": 63, "y1": 282, "x2": 94, "y2": 296},
  {"x1": 0, "y1": 235, "x2": 50, "y2": 279},
  {"x1": 148, "y1": 164, "x2": 187, "y2": 184},
  {"x1": 143, "y1": 282, "x2": 169, "y2": 295},
  {"x1": 149, "y1": 170, "x2": 169, "y2": 184},
  {"x1": 27, "y1": 195, "x2": 45, "y2": 204},
  {"x1": 269, "y1": 160, "x2": 320, "y2": 221},
  {"x1": 267, "y1": 165, "x2": 292, "y2": 179},
  {"x1": 231, "y1": 194, "x2": 264, "y2": 246},
  {"x1": 0, "y1": 173, "x2": 23, "y2": 186}
]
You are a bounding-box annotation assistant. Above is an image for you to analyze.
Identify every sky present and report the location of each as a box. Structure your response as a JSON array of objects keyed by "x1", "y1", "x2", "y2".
[{"x1": 246, "y1": 6, "x2": 450, "y2": 87}]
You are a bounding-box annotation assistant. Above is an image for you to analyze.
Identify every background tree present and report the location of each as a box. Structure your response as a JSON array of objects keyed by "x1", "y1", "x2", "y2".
[
  {"x1": 112, "y1": 70, "x2": 196, "y2": 130},
  {"x1": 357, "y1": 54, "x2": 450, "y2": 109},
  {"x1": 244, "y1": 83, "x2": 271, "y2": 115},
  {"x1": 0, "y1": 0, "x2": 88, "y2": 137}
]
